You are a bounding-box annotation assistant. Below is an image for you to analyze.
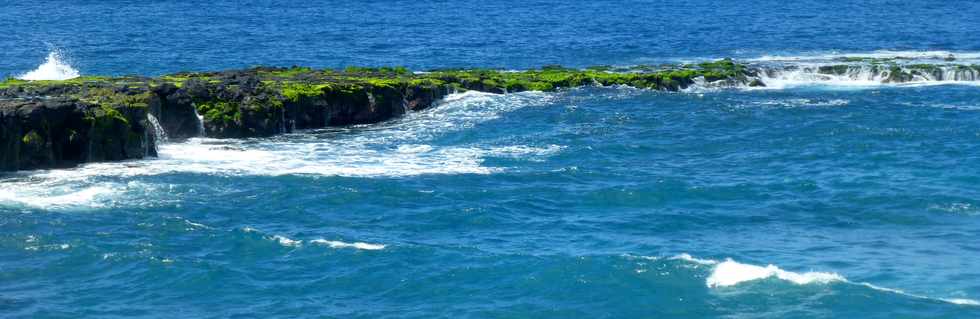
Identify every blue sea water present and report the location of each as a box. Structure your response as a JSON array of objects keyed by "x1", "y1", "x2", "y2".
[{"x1": 3, "y1": 1, "x2": 980, "y2": 318}]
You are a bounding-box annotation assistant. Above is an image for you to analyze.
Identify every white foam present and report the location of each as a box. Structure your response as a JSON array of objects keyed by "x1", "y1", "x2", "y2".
[
  {"x1": 17, "y1": 51, "x2": 80, "y2": 81},
  {"x1": 706, "y1": 258, "x2": 844, "y2": 288},
  {"x1": 310, "y1": 239, "x2": 386, "y2": 250}
]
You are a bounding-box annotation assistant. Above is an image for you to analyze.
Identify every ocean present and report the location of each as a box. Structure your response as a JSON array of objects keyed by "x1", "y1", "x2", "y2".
[{"x1": 2, "y1": 1, "x2": 980, "y2": 318}]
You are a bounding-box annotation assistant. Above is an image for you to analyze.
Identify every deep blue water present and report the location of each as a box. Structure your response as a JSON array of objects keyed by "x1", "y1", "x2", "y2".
[{"x1": 3, "y1": 1, "x2": 980, "y2": 318}]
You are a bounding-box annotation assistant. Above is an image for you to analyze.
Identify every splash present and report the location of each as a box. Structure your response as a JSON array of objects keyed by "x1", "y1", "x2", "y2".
[{"x1": 17, "y1": 51, "x2": 80, "y2": 81}]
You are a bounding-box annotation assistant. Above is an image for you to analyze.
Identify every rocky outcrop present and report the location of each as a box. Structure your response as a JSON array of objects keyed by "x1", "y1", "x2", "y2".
[
  {"x1": 0, "y1": 60, "x2": 755, "y2": 171},
  {"x1": 15, "y1": 58, "x2": 973, "y2": 172}
]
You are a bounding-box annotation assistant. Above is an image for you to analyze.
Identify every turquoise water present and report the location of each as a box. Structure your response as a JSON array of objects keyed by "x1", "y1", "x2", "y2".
[{"x1": 4, "y1": 1, "x2": 980, "y2": 318}]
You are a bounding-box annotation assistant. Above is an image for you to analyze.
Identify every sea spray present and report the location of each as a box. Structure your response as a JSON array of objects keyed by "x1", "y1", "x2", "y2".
[{"x1": 18, "y1": 51, "x2": 80, "y2": 81}]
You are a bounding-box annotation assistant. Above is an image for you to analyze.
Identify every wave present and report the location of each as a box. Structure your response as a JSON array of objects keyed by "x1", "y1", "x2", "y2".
[
  {"x1": 17, "y1": 50, "x2": 80, "y2": 81},
  {"x1": 658, "y1": 253, "x2": 980, "y2": 307}
]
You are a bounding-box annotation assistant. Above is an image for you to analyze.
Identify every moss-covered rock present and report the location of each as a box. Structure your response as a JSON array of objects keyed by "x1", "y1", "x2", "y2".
[{"x1": 12, "y1": 58, "x2": 973, "y2": 171}]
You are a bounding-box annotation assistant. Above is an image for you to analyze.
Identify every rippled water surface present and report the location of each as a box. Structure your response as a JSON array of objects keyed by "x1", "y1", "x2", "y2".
[{"x1": 3, "y1": 1, "x2": 980, "y2": 318}]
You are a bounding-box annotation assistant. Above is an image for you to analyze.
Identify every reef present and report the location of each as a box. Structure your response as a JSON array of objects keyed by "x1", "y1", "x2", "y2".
[{"x1": 1, "y1": 58, "x2": 977, "y2": 171}]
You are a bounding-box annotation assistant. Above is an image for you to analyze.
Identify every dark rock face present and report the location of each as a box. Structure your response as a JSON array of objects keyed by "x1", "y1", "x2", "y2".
[
  {"x1": 404, "y1": 85, "x2": 450, "y2": 111},
  {"x1": 284, "y1": 94, "x2": 331, "y2": 130},
  {"x1": 149, "y1": 83, "x2": 202, "y2": 139},
  {"x1": 0, "y1": 98, "x2": 156, "y2": 171},
  {"x1": 324, "y1": 85, "x2": 406, "y2": 126},
  {"x1": 1, "y1": 82, "x2": 451, "y2": 172},
  {"x1": 197, "y1": 81, "x2": 450, "y2": 139}
]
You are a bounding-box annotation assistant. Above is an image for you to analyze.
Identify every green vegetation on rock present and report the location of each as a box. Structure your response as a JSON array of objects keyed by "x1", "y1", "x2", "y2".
[
  {"x1": 21, "y1": 130, "x2": 43, "y2": 146},
  {"x1": 197, "y1": 101, "x2": 241, "y2": 125}
]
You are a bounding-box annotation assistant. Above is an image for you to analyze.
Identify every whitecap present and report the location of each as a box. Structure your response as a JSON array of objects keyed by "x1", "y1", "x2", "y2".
[
  {"x1": 671, "y1": 253, "x2": 980, "y2": 307},
  {"x1": 310, "y1": 239, "x2": 386, "y2": 250},
  {"x1": 705, "y1": 258, "x2": 844, "y2": 288}
]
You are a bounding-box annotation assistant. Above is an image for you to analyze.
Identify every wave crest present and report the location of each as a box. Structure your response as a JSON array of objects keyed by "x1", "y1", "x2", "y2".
[{"x1": 706, "y1": 258, "x2": 844, "y2": 288}]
